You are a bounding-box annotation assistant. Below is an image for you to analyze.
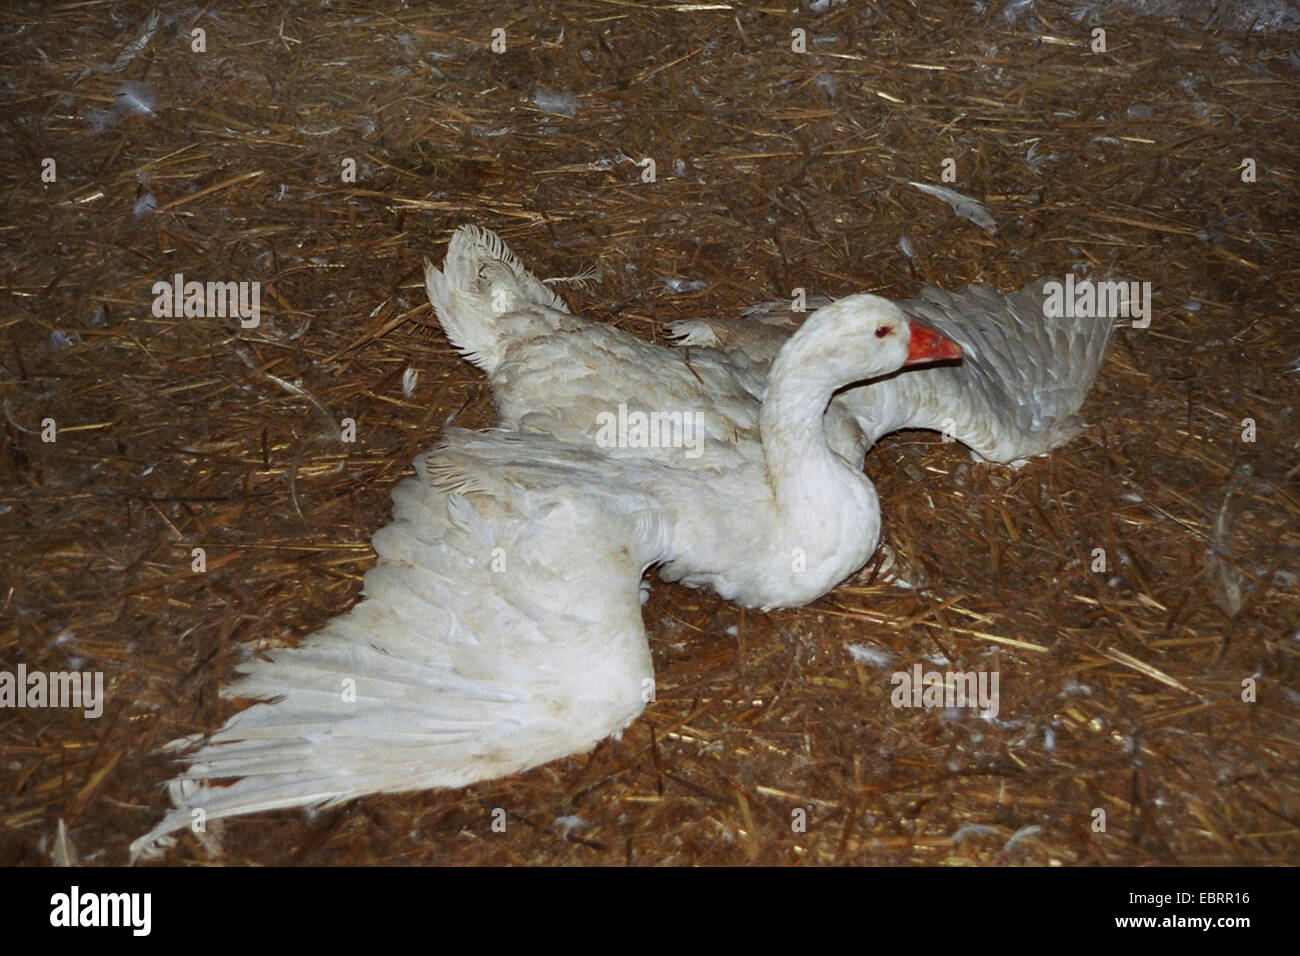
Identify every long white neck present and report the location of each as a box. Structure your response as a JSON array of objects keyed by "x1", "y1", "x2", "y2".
[
  {"x1": 760, "y1": 344, "x2": 848, "y2": 498},
  {"x1": 759, "y1": 335, "x2": 881, "y2": 567}
]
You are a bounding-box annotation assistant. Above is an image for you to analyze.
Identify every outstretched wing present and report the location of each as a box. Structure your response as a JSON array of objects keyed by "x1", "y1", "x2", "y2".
[
  {"x1": 132, "y1": 429, "x2": 668, "y2": 856},
  {"x1": 884, "y1": 279, "x2": 1115, "y2": 462},
  {"x1": 426, "y1": 225, "x2": 767, "y2": 459},
  {"x1": 669, "y1": 279, "x2": 1115, "y2": 464}
]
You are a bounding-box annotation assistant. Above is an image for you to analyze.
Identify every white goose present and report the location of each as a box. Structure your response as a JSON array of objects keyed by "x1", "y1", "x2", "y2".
[{"x1": 132, "y1": 242, "x2": 961, "y2": 855}]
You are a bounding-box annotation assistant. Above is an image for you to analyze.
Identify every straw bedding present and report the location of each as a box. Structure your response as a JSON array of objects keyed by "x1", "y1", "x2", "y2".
[{"x1": 1, "y1": 1, "x2": 1296, "y2": 865}]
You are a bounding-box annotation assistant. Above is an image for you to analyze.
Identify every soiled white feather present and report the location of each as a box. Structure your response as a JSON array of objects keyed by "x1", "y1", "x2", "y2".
[
  {"x1": 908, "y1": 181, "x2": 998, "y2": 235},
  {"x1": 112, "y1": 80, "x2": 156, "y2": 117}
]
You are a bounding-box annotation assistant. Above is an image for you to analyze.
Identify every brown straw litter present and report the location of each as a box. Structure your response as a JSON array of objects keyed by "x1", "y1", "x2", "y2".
[{"x1": 1, "y1": 1, "x2": 1296, "y2": 865}]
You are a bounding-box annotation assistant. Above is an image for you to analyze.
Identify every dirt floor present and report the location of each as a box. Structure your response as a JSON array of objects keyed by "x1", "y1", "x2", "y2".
[{"x1": 1, "y1": 1, "x2": 1297, "y2": 866}]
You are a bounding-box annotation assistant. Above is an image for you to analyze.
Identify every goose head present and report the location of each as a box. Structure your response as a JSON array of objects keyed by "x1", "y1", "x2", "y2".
[{"x1": 784, "y1": 293, "x2": 963, "y2": 389}]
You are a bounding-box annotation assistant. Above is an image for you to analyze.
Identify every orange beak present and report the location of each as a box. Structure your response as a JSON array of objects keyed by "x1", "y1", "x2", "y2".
[{"x1": 905, "y1": 321, "x2": 962, "y2": 366}]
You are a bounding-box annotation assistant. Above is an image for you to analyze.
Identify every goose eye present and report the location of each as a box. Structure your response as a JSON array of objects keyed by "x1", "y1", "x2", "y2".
[{"x1": 874, "y1": 325, "x2": 892, "y2": 338}]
